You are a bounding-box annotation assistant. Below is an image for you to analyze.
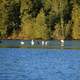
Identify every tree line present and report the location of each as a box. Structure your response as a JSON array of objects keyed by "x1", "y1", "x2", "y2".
[{"x1": 0, "y1": 0, "x2": 80, "y2": 40}]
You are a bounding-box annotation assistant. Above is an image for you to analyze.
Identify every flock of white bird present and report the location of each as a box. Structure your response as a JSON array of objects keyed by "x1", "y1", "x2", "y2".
[{"x1": 20, "y1": 39, "x2": 64, "y2": 46}]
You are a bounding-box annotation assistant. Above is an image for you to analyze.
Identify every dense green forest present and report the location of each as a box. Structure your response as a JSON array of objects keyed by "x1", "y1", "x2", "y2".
[{"x1": 0, "y1": 0, "x2": 80, "y2": 40}]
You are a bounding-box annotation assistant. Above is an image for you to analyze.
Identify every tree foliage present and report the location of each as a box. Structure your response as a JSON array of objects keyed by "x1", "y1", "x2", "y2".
[
  {"x1": 33, "y1": 9, "x2": 49, "y2": 39},
  {"x1": 72, "y1": 0, "x2": 80, "y2": 39},
  {"x1": 0, "y1": 0, "x2": 80, "y2": 40}
]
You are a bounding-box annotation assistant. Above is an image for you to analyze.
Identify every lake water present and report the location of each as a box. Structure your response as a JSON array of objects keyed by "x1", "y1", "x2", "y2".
[
  {"x1": 0, "y1": 48, "x2": 80, "y2": 80},
  {"x1": 0, "y1": 40, "x2": 80, "y2": 80}
]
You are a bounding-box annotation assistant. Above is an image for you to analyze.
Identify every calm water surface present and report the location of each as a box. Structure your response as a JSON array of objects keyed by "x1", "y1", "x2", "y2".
[
  {"x1": 0, "y1": 48, "x2": 80, "y2": 80},
  {"x1": 0, "y1": 40, "x2": 80, "y2": 80}
]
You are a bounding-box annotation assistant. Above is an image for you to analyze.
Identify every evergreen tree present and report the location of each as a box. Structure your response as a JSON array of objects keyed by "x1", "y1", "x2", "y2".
[
  {"x1": 20, "y1": 0, "x2": 34, "y2": 39},
  {"x1": 5, "y1": 0, "x2": 21, "y2": 37},
  {"x1": 0, "y1": 0, "x2": 8, "y2": 37},
  {"x1": 34, "y1": 9, "x2": 49, "y2": 39},
  {"x1": 72, "y1": 0, "x2": 80, "y2": 39},
  {"x1": 50, "y1": 0, "x2": 68, "y2": 39}
]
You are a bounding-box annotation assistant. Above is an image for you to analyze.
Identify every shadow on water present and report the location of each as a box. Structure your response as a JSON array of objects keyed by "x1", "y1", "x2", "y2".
[{"x1": 0, "y1": 40, "x2": 80, "y2": 50}]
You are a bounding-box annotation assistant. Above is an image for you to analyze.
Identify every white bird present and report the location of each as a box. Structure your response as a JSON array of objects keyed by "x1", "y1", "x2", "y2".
[
  {"x1": 61, "y1": 39, "x2": 64, "y2": 43},
  {"x1": 20, "y1": 41, "x2": 24, "y2": 45},
  {"x1": 31, "y1": 40, "x2": 34, "y2": 46},
  {"x1": 60, "y1": 39, "x2": 64, "y2": 46},
  {"x1": 45, "y1": 41, "x2": 48, "y2": 45},
  {"x1": 42, "y1": 41, "x2": 45, "y2": 46}
]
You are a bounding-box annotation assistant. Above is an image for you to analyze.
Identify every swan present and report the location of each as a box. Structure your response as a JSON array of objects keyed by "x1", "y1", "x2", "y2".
[
  {"x1": 20, "y1": 41, "x2": 24, "y2": 45},
  {"x1": 45, "y1": 41, "x2": 48, "y2": 45},
  {"x1": 60, "y1": 39, "x2": 64, "y2": 46},
  {"x1": 42, "y1": 41, "x2": 45, "y2": 46},
  {"x1": 31, "y1": 40, "x2": 34, "y2": 46},
  {"x1": 61, "y1": 39, "x2": 64, "y2": 43}
]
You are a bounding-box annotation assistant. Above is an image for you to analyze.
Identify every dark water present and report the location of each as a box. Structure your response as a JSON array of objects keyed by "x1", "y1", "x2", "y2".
[
  {"x1": 0, "y1": 40, "x2": 80, "y2": 49},
  {"x1": 0, "y1": 48, "x2": 80, "y2": 80}
]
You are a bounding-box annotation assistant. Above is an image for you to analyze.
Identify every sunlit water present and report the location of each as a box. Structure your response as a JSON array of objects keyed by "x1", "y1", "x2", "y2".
[{"x1": 0, "y1": 40, "x2": 80, "y2": 80}]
